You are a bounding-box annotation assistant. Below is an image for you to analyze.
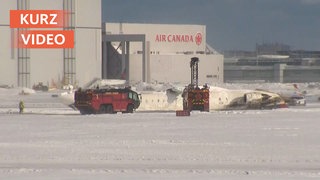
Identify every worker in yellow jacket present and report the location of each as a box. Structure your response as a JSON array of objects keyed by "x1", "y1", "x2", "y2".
[{"x1": 19, "y1": 100, "x2": 24, "y2": 114}]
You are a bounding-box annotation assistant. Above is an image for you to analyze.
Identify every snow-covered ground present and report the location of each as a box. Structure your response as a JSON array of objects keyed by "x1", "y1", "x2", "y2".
[{"x1": 1, "y1": 85, "x2": 320, "y2": 179}]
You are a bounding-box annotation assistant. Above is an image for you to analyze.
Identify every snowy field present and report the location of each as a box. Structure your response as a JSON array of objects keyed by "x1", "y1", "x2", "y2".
[{"x1": 0, "y1": 85, "x2": 320, "y2": 179}]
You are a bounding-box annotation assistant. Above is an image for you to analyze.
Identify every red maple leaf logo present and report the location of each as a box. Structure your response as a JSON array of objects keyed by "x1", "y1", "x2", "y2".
[{"x1": 195, "y1": 33, "x2": 202, "y2": 46}]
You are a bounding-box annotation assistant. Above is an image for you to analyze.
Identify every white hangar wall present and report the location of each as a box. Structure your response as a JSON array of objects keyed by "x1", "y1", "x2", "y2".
[
  {"x1": 75, "y1": 0, "x2": 101, "y2": 87},
  {"x1": 105, "y1": 23, "x2": 207, "y2": 53},
  {"x1": 105, "y1": 23, "x2": 223, "y2": 84},
  {"x1": 0, "y1": 1, "x2": 18, "y2": 86},
  {"x1": 128, "y1": 54, "x2": 223, "y2": 85},
  {"x1": 0, "y1": 0, "x2": 101, "y2": 88}
]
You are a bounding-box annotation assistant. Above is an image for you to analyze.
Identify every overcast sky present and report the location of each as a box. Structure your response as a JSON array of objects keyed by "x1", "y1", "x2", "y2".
[{"x1": 102, "y1": 0, "x2": 320, "y2": 51}]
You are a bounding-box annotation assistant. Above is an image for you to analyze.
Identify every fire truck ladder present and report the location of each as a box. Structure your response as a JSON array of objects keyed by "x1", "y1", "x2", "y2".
[{"x1": 190, "y1": 57, "x2": 199, "y2": 87}]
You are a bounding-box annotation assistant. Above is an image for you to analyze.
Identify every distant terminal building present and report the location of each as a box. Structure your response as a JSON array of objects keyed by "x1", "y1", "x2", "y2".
[
  {"x1": 256, "y1": 43, "x2": 290, "y2": 55},
  {"x1": 224, "y1": 43, "x2": 320, "y2": 83},
  {"x1": 0, "y1": 0, "x2": 101, "y2": 88},
  {"x1": 102, "y1": 23, "x2": 224, "y2": 85}
]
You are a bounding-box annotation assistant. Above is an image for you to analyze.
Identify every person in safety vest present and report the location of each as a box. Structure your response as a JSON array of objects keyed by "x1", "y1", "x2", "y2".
[{"x1": 19, "y1": 100, "x2": 24, "y2": 114}]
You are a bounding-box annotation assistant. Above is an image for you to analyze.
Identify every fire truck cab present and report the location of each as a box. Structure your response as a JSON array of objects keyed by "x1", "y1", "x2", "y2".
[{"x1": 74, "y1": 87, "x2": 141, "y2": 114}]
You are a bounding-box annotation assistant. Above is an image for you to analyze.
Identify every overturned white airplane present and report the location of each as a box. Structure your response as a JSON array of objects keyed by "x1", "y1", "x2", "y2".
[
  {"x1": 58, "y1": 79, "x2": 289, "y2": 112},
  {"x1": 137, "y1": 85, "x2": 288, "y2": 111}
]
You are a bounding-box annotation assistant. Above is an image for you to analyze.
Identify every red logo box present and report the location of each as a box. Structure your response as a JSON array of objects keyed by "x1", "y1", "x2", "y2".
[
  {"x1": 10, "y1": 10, "x2": 66, "y2": 28},
  {"x1": 10, "y1": 10, "x2": 74, "y2": 48},
  {"x1": 15, "y1": 30, "x2": 74, "y2": 48}
]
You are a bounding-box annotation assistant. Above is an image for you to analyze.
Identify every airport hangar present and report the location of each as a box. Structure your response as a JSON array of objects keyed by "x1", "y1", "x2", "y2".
[
  {"x1": 0, "y1": 0, "x2": 101, "y2": 88},
  {"x1": 102, "y1": 23, "x2": 224, "y2": 85},
  {"x1": 0, "y1": 0, "x2": 223, "y2": 88}
]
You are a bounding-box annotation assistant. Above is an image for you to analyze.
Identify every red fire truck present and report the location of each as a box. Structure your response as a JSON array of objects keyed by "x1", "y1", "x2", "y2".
[
  {"x1": 177, "y1": 57, "x2": 210, "y2": 116},
  {"x1": 182, "y1": 85, "x2": 210, "y2": 112},
  {"x1": 74, "y1": 87, "x2": 141, "y2": 114}
]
